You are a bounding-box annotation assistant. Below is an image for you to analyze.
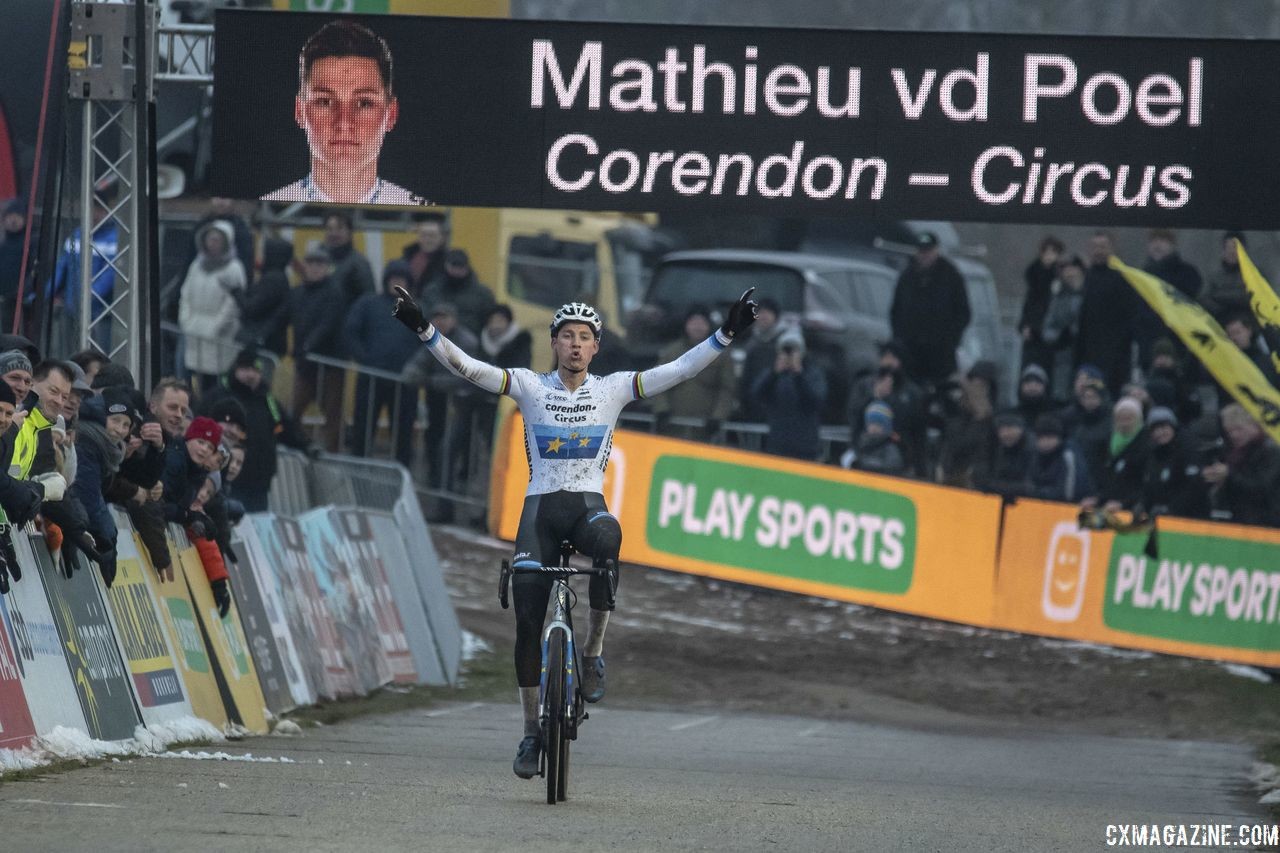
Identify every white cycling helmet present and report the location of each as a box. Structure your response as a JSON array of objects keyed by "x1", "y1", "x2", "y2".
[{"x1": 550, "y1": 302, "x2": 603, "y2": 338}]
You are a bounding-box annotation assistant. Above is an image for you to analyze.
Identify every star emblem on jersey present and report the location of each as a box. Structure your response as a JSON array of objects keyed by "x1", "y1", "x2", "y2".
[{"x1": 533, "y1": 425, "x2": 607, "y2": 459}]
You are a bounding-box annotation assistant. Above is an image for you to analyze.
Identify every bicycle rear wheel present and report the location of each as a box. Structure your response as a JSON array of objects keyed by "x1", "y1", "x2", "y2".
[{"x1": 544, "y1": 628, "x2": 566, "y2": 805}]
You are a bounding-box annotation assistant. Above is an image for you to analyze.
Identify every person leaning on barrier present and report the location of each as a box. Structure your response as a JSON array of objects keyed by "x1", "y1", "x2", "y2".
[
  {"x1": 0, "y1": 380, "x2": 44, "y2": 595},
  {"x1": 122, "y1": 378, "x2": 194, "y2": 582},
  {"x1": 200, "y1": 347, "x2": 315, "y2": 514},
  {"x1": 161, "y1": 416, "x2": 222, "y2": 537},
  {"x1": 70, "y1": 387, "x2": 139, "y2": 588},
  {"x1": 1202, "y1": 404, "x2": 1280, "y2": 527},
  {"x1": 187, "y1": 475, "x2": 232, "y2": 618}
]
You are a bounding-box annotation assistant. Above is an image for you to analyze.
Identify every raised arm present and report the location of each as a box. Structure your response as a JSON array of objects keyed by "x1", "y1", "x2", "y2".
[
  {"x1": 635, "y1": 288, "x2": 759, "y2": 399},
  {"x1": 392, "y1": 286, "x2": 508, "y2": 395}
]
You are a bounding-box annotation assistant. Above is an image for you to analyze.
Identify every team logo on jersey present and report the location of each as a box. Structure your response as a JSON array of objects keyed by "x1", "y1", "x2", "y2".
[{"x1": 532, "y1": 424, "x2": 607, "y2": 459}]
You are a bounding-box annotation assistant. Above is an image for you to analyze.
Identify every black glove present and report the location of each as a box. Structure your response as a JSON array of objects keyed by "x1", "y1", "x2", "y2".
[
  {"x1": 186, "y1": 510, "x2": 214, "y2": 540},
  {"x1": 211, "y1": 578, "x2": 232, "y2": 618},
  {"x1": 97, "y1": 549, "x2": 118, "y2": 588},
  {"x1": 391, "y1": 285, "x2": 431, "y2": 335},
  {"x1": 720, "y1": 287, "x2": 759, "y2": 340},
  {"x1": 0, "y1": 526, "x2": 21, "y2": 582}
]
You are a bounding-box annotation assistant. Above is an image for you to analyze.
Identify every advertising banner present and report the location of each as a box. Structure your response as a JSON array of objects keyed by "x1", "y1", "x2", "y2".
[
  {"x1": 97, "y1": 528, "x2": 192, "y2": 725},
  {"x1": 179, "y1": 545, "x2": 269, "y2": 734},
  {"x1": 138, "y1": 533, "x2": 228, "y2": 730},
  {"x1": 0, "y1": 533, "x2": 86, "y2": 740},
  {"x1": 231, "y1": 520, "x2": 313, "y2": 709},
  {"x1": 995, "y1": 499, "x2": 1280, "y2": 667},
  {"x1": 332, "y1": 509, "x2": 418, "y2": 683},
  {"x1": 226, "y1": 537, "x2": 296, "y2": 714},
  {"x1": 217, "y1": 10, "x2": 1280, "y2": 227},
  {"x1": 392, "y1": 499, "x2": 461, "y2": 684},
  {"x1": 31, "y1": 535, "x2": 140, "y2": 741},
  {"x1": 0, "y1": 589, "x2": 37, "y2": 750},
  {"x1": 493, "y1": 415, "x2": 1002, "y2": 627},
  {"x1": 253, "y1": 515, "x2": 356, "y2": 698},
  {"x1": 299, "y1": 508, "x2": 394, "y2": 693},
  {"x1": 366, "y1": 512, "x2": 449, "y2": 684}
]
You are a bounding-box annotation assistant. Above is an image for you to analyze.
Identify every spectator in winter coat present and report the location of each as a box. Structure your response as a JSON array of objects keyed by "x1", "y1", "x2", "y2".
[
  {"x1": 71, "y1": 387, "x2": 135, "y2": 587},
  {"x1": 1015, "y1": 363, "x2": 1054, "y2": 425},
  {"x1": 889, "y1": 232, "x2": 971, "y2": 385},
  {"x1": 161, "y1": 416, "x2": 222, "y2": 528},
  {"x1": 345, "y1": 260, "x2": 423, "y2": 465},
  {"x1": 843, "y1": 400, "x2": 905, "y2": 476},
  {"x1": 1203, "y1": 404, "x2": 1280, "y2": 527},
  {"x1": 1137, "y1": 407, "x2": 1207, "y2": 519},
  {"x1": 401, "y1": 215, "x2": 448, "y2": 296},
  {"x1": 1135, "y1": 229, "x2": 1201, "y2": 368},
  {"x1": 289, "y1": 240, "x2": 348, "y2": 452},
  {"x1": 1075, "y1": 232, "x2": 1135, "y2": 397},
  {"x1": 1040, "y1": 254, "x2": 1086, "y2": 399},
  {"x1": 846, "y1": 340, "x2": 927, "y2": 476},
  {"x1": 1143, "y1": 338, "x2": 1203, "y2": 427},
  {"x1": 323, "y1": 211, "x2": 376, "y2": 309},
  {"x1": 938, "y1": 361, "x2": 997, "y2": 488},
  {"x1": 473, "y1": 304, "x2": 532, "y2": 449},
  {"x1": 751, "y1": 326, "x2": 827, "y2": 461},
  {"x1": 1059, "y1": 367, "x2": 1112, "y2": 485},
  {"x1": 179, "y1": 220, "x2": 247, "y2": 391},
  {"x1": 1093, "y1": 397, "x2": 1149, "y2": 511},
  {"x1": 974, "y1": 410, "x2": 1034, "y2": 498},
  {"x1": 0, "y1": 380, "x2": 43, "y2": 594},
  {"x1": 401, "y1": 303, "x2": 481, "y2": 495},
  {"x1": 1199, "y1": 232, "x2": 1251, "y2": 324},
  {"x1": 1221, "y1": 312, "x2": 1280, "y2": 392},
  {"x1": 737, "y1": 298, "x2": 784, "y2": 422},
  {"x1": 652, "y1": 306, "x2": 737, "y2": 441},
  {"x1": 420, "y1": 248, "x2": 496, "y2": 336},
  {"x1": 1020, "y1": 236, "x2": 1063, "y2": 377},
  {"x1": 237, "y1": 236, "x2": 293, "y2": 357},
  {"x1": 179, "y1": 197, "x2": 255, "y2": 281},
  {"x1": 1029, "y1": 414, "x2": 1093, "y2": 502},
  {"x1": 200, "y1": 349, "x2": 312, "y2": 513}
]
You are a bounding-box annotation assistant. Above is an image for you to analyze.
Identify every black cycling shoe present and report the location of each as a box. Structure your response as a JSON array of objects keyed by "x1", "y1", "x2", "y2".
[
  {"x1": 513, "y1": 734, "x2": 541, "y2": 779},
  {"x1": 581, "y1": 655, "x2": 606, "y2": 703}
]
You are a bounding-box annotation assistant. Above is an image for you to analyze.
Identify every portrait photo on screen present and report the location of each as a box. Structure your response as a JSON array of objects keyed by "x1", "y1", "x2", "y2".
[{"x1": 260, "y1": 19, "x2": 429, "y2": 206}]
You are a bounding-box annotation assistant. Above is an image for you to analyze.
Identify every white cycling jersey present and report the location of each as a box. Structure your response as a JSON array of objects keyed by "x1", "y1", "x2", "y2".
[{"x1": 415, "y1": 326, "x2": 732, "y2": 495}]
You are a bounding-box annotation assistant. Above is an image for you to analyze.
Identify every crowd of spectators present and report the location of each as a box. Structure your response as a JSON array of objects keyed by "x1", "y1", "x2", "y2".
[{"x1": 6, "y1": 194, "x2": 1275, "y2": 536}]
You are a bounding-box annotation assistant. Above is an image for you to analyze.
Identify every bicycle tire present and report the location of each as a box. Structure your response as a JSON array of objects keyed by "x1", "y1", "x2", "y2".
[
  {"x1": 557, "y1": 695, "x2": 571, "y2": 802},
  {"x1": 544, "y1": 628, "x2": 566, "y2": 806}
]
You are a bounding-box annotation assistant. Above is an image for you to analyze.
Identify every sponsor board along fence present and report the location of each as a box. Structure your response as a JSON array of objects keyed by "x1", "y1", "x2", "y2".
[{"x1": 490, "y1": 414, "x2": 1280, "y2": 667}]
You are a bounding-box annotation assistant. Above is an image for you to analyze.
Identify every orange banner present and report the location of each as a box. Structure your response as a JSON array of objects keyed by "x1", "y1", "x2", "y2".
[
  {"x1": 995, "y1": 499, "x2": 1280, "y2": 667},
  {"x1": 492, "y1": 413, "x2": 1003, "y2": 627}
]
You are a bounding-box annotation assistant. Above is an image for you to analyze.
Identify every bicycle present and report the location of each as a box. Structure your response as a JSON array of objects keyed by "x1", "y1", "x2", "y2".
[{"x1": 500, "y1": 541, "x2": 617, "y2": 805}]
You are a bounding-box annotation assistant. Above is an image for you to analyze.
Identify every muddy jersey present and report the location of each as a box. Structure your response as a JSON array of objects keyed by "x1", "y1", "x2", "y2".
[{"x1": 415, "y1": 326, "x2": 732, "y2": 495}]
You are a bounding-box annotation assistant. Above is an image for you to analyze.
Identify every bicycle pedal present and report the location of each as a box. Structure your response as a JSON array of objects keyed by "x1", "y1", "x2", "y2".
[{"x1": 582, "y1": 711, "x2": 589, "y2": 721}]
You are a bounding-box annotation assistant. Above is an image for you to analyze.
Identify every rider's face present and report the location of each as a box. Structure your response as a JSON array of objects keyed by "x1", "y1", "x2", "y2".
[{"x1": 552, "y1": 324, "x2": 599, "y2": 373}]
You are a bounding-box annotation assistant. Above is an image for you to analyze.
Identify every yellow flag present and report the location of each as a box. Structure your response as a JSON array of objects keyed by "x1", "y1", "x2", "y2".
[
  {"x1": 1234, "y1": 242, "x2": 1280, "y2": 374},
  {"x1": 1109, "y1": 256, "x2": 1280, "y2": 444}
]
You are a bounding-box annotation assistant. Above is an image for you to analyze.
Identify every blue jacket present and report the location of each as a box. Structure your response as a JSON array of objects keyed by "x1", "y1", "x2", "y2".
[
  {"x1": 751, "y1": 363, "x2": 828, "y2": 460},
  {"x1": 44, "y1": 220, "x2": 119, "y2": 317},
  {"x1": 344, "y1": 291, "x2": 422, "y2": 372}
]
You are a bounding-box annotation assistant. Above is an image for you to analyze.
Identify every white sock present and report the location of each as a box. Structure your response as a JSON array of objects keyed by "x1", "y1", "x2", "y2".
[
  {"x1": 584, "y1": 607, "x2": 610, "y2": 658},
  {"x1": 519, "y1": 686, "x2": 539, "y2": 735}
]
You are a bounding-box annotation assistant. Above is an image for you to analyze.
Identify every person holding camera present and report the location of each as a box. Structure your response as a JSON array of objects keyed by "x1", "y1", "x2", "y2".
[{"x1": 750, "y1": 326, "x2": 827, "y2": 461}]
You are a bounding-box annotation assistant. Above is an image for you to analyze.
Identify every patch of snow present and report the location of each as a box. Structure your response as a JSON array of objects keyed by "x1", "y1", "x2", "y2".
[
  {"x1": 223, "y1": 723, "x2": 253, "y2": 740},
  {"x1": 1249, "y1": 762, "x2": 1279, "y2": 789},
  {"x1": 0, "y1": 716, "x2": 227, "y2": 778},
  {"x1": 272, "y1": 720, "x2": 304, "y2": 736},
  {"x1": 1036, "y1": 639, "x2": 1156, "y2": 661},
  {"x1": 1219, "y1": 663, "x2": 1272, "y2": 684},
  {"x1": 462, "y1": 630, "x2": 493, "y2": 660},
  {"x1": 157, "y1": 750, "x2": 296, "y2": 764},
  {"x1": 656, "y1": 612, "x2": 746, "y2": 634},
  {"x1": 218, "y1": 782, "x2": 230, "y2": 789},
  {"x1": 1261, "y1": 789, "x2": 1280, "y2": 805}
]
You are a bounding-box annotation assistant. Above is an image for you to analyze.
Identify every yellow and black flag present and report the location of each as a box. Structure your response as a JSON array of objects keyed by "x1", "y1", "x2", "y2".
[
  {"x1": 1110, "y1": 257, "x2": 1280, "y2": 445},
  {"x1": 1234, "y1": 243, "x2": 1280, "y2": 375}
]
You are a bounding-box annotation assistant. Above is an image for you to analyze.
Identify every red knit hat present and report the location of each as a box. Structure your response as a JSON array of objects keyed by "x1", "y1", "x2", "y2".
[{"x1": 185, "y1": 416, "x2": 223, "y2": 446}]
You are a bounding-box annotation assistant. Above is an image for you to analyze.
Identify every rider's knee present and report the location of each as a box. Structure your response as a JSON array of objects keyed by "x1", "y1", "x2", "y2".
[{"x1": 585, "y1": 513, "x2": 622, "y2": 561}]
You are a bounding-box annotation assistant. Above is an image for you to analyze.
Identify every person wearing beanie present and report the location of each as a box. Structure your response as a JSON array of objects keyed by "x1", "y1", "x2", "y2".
[
  {"x1": 651, "y1": 305, "x2": 737, "y2": 442},
  {"x1": 419, "y1": 245, "x2": 496, "y2": 336},
  {"x1": 1016, "y1": 363, "x2": 1053, "y2": 424},
  {"x1": 160, "y1": 415, "x2": 223, "y2": 530},
  {"x1": 1090, "y1": 396, "x2": 1149, "y2": 511},
  {"x1": 89, "y1": 361, "x2": 136, "y2": 391},
  {"x1": 1028, "y1": 412, "x2": 1093, "y2": 502},
  {"x1": 846, "y1": 343, "x2": 927, "y2": 476},
  {"x1": 343, "y1": 259, "x2": 426, "y2": 465},
  {"x1": 974, "y1": 410, "x2": 1034, "y2": 498},
  {"x1": 846, "y1": 400, "x2": 906, "y2": 476},
  {"x1": 70, "y1": 387, "x2": 136, "y2": 587},
  {"x1": 1134, "y1": 406, "x2": 1207, "y2": 519},
  {"x1": 0, "y1": 349, "x2": 34, "y2": 408},
  {"x1": 199, "y1": 347, "x2": 313, "y2": 513},
  {"x1": 1145, "y1": 337, "x2": 1203, "y2": 426}
]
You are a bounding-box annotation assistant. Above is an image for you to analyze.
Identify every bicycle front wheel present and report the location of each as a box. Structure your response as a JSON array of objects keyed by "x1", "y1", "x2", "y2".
[{"x1": 544, "y1": 628, "x2": 566, "y2": 805}]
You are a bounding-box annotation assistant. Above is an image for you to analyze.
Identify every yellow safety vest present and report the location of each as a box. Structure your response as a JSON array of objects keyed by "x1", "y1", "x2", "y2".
[{"x1": 12, "y1": 406, "x2": 52, "y2": 480}]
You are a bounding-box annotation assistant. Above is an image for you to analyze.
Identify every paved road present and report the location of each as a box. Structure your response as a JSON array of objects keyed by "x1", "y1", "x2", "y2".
[{"x1": 0, "y1": 702, "x2": 1262, "y2": 852}]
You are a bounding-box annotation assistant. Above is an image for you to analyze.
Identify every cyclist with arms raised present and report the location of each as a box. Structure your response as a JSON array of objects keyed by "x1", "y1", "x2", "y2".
[{"x1": 392, "y1": 286, "x2": 758, "y2": 778}]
